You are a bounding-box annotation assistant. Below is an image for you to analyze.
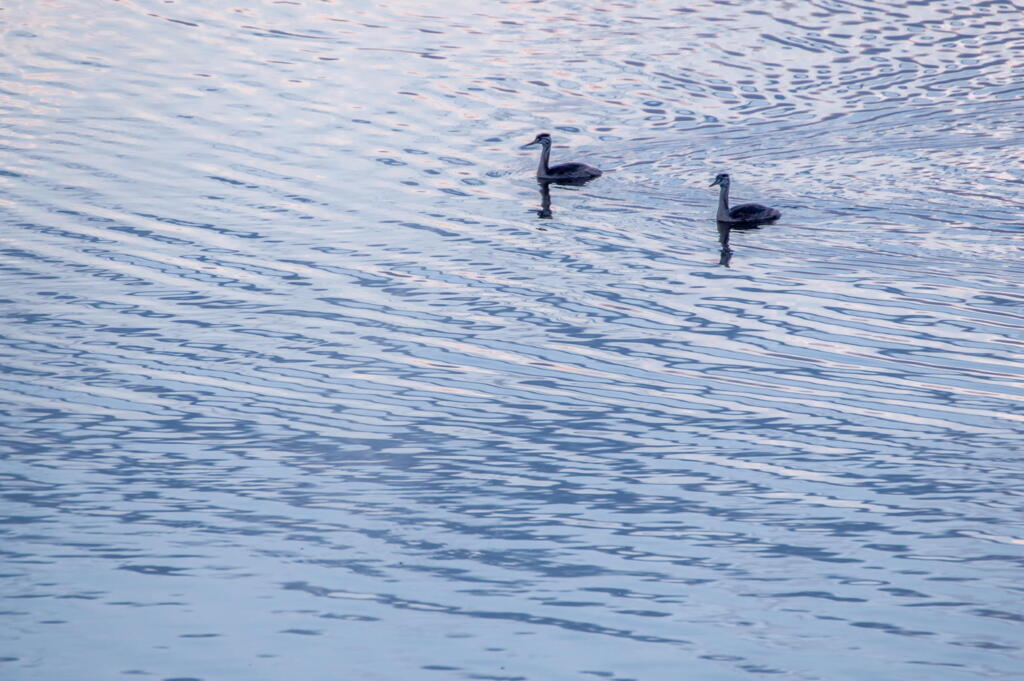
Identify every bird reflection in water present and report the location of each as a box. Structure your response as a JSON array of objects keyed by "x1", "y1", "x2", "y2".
[
  {"x1": 717, "y1": 221, "x2": 733, "y2": 267},
  {"x1": 716, "y1": 220, "x2": 764, "y2": 267},
  {"x1": 537, "y1": 180, "x2": 553, "y2": 219},
  {"x1": 534, "y1": 174, "x2": 597, "y2": 220}
]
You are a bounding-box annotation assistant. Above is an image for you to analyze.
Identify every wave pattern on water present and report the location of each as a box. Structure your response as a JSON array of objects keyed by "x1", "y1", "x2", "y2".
[{"x1": 1, "y1": 0, "x2": 1023, "y2": 680}]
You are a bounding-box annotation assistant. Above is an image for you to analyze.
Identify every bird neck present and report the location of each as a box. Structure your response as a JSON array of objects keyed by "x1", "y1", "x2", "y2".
[
  {"x1": 537, "y1": 144, "x2": 551, "y2": 176},
  {"x1": 717, "y1": 183, "x2": 731, "y2": 220}
]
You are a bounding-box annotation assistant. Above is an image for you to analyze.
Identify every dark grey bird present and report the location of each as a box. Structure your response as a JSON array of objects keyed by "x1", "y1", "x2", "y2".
[
  {"x1": 523, "y1": 133, "x2": 602, "y2": 183},
  {"x1": 710, "y1": 173, "x2": 780, "y2": 224}
]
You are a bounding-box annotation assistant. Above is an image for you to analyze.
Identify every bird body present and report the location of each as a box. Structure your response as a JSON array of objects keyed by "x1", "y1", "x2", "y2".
[
  {"x1": 710, "y1": 173, "x2": 780, "y2": 224},
  {"x1": 724, "y1": 201, "x2": 781, "y2": 223},
  {"x1": 523, "y1": 133, "x2": 602, "y2": 182}
]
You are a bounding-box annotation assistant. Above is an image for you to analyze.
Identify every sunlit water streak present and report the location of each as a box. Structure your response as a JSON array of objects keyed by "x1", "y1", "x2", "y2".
[{"x1": 2, "y1": 0, "x2": 1023, "y2": 679}]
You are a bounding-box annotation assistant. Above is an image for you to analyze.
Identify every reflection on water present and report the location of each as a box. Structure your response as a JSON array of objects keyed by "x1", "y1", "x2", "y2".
[
  {"x1": 2, "y1": 0, "x2": 1024, "y2": 680},
  {"x1": 535, "y1": 178, "x2": 601, "y2": 221},
  {"x1": 537, "y1": 181, "x2": 553, "y2": 219},
  {"x1": 717, "y1": 222, "x2": 735, "y2": 267}
]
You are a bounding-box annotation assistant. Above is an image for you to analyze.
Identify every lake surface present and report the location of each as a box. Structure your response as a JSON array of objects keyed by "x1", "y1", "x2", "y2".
[{"x1": 2, "y1": 0, "x2": 1023, "y2": 679}]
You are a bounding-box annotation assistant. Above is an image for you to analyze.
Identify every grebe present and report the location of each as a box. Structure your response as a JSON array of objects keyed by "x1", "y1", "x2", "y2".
[
  {"x1": 710, "y1": 173, "x2": 780, "y2": 224},
  {"x1": 523, "y1": 133, "x2": 602, "y2": 183}
]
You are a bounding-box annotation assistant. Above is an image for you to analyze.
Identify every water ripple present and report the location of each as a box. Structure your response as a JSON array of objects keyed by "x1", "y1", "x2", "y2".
[{"x1": 2, "y1": 0, "x2": 1023, "y2": 679}]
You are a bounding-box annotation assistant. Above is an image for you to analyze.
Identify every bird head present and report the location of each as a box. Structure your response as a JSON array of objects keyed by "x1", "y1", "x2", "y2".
[{"x1": 523, "y1": 132, "x2": 552, "y2": 149}]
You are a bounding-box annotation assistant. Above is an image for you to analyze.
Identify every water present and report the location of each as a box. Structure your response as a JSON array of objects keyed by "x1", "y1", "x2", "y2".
[{"x1": 2, "y1": 0, "x2": 1023, "y2": 679}]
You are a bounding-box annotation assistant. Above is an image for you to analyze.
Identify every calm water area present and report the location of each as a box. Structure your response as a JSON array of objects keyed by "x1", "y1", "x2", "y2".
[{"x1": 2, "y1": 0, "x2": 1023, "y2": 679}]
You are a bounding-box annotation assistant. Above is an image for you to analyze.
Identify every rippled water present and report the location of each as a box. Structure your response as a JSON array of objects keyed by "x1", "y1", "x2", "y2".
[{"x1": 2, "y1": 0, "x2": 1023, "y2": 679}]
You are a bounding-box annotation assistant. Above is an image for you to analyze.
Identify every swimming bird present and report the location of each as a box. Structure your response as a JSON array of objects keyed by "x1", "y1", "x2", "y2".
[
  {"x1": 523, "y1": 133, "x2": 602, "y2": 183},
  {"x1": 710, "y1": 173, "x2": 780, "y2": 224}
]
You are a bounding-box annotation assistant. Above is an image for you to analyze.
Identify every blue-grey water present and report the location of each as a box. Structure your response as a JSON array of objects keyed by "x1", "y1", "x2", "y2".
[{"x1": 2, "y1": 0, "x2": 1023, "y2": 679}]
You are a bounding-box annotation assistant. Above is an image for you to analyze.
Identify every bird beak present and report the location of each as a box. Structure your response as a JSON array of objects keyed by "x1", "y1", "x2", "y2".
[
  {"x1": 709, "y1": 179, "x2": 720, "y2": 186},
  {"x1": 522, "y1": 140, "x2": 539, "y2": 149}
]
